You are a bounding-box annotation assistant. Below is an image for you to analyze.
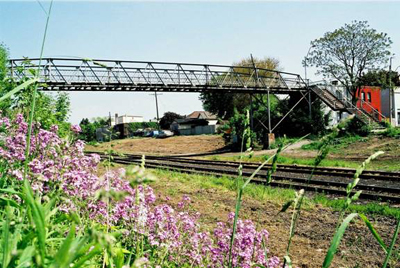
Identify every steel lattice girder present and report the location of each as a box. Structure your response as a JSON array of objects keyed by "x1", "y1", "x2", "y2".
[{"x1": 8, "y1": 58, "x2": 308, "y2": 94}]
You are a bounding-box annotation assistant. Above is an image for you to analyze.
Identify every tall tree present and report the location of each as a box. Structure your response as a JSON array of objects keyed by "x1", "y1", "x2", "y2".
[
  {"x1": 307, "y1": 20, "x2": 392, "y2": 103},
  {"x1": 55, "y1": 92, "x2": 71, "y2": 122},
  {"x1": 0, "y1": 43, "x2": 8, "y2": 81},
  {"x1": 199, "y1": 56, "x2": 280, "y2": 119},
  {"x1": 358, "y1": 70, "x2": 400, "y2": 89},
  {"x1": 159, "y1": 111, "x2": 184, "y2": 129}
]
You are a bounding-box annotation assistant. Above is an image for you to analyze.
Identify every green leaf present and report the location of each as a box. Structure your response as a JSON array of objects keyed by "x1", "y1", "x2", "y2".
[
  {"x1": 382, "y1": 219, "x2": 400, "y2": 268},
  {"x1": 22, "y1": 179, "x2": 46, "y2": 265},
  {"x1": 0, "y1": 78, "x2": 39, "y2": 102},
  {"x1": 15, "y1": 246, "x2": 35, "y2": 268},
  {"x1": 278, "y1": 200, "x2": 294, "y2": 214},
  {"x1": 284, "y1": 255, "x2": 293, "y2": 268},
  {"x1": 358, "y1": 214, "x2": 387, "y2": 253},
  {"x1": 322, "y1": 213, "x2": 358, "y2": 268},
  {"x1": 0, "y1": 197, "x2": 20, "y2": 208},
  {"x1": 52, "y1": 224, "x2": 76, "y2": 267},
  {"x1": 2, "y1": 206, "x2": 12, "y2": 268},
  {"x1": 71, "y1": 245, "x2": 102, "y2": 268}
]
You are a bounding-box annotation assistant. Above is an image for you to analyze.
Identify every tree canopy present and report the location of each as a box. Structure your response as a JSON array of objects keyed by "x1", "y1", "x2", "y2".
[
  {"x1": 199, "y1": 56, "x2": 280, "y2": 119},
  {"x1": 358, "y1": 70, "x2": 400, "y2": 89},
  {"x1": 307, "y1": 20, "x2": 392, "y2": 103},
  {"x1": 159, "y1": 111, "x2": 184, "y2": 129}
]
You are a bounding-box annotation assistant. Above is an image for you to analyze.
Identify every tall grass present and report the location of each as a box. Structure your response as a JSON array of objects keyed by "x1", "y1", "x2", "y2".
[{"x1": 227, "y1": 110, "x2": 309, "y2": 267}]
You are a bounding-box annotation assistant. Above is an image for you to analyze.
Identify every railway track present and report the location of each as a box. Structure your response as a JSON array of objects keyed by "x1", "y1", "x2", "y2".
[{"x1": 87, "y1": 151, "x2": 400, "y2": 203}]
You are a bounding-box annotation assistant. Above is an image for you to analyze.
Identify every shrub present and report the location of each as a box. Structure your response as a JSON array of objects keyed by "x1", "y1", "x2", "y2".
[{"x1": 338, "y1": 117, "x2": 371, "y2": 137}]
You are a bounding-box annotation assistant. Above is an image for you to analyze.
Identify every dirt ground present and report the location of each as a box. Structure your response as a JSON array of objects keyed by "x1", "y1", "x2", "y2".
[
  {"x1": 150, "y1": 171, "x2": 399, "y2": 268},
  {"x1": 91, "y1": 135, "x2": 400, "y2": 267},
  {"x1": 86, "y1": 135, "x2": 226, "y2": 155},
  {"x1": 86, "y1": 135, "x2": 399, "y2": 169}
]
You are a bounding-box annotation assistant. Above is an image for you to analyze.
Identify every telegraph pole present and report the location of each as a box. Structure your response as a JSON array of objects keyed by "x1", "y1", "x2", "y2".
[
  {"x1": 389, "y1": 56, "x2": 394, "y2": 125},
  {"x1": 150, "y1": 92, "x2": 162, "y2": 130},
  {"x1": 250, "y1": 54, "x2": 258, "y2": 132}
]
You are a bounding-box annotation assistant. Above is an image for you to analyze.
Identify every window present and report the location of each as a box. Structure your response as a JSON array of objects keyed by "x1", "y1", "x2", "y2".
[
  {"x1": 361, "y1": 92, "x2": 365, "y2": 102},
  {"x1": 367, "y1": 92, "x2": 372, "y2": 102},
  {"x1": 398, "y1": 110, "x2": 400, "y2": 125}
]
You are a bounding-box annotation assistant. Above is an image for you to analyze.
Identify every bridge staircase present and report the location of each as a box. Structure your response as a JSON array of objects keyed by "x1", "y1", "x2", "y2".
[{"x1": 309, "y1": 82, "x2": 385, "y2": 127}]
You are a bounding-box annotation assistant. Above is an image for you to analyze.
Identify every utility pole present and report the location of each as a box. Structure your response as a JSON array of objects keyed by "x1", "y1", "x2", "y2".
[
  {"x1": 150, "y1": 92, "x2": 162, "y2": 130},
  {"x1": 305, "y1": 45, "x2": 315, "y2": 119},
  {"x1": 389, "y1": 56, "x2": 394, "y2": 125},
  {"x1": 250, "y1": 54, "x2": 258, "y2": 132}
]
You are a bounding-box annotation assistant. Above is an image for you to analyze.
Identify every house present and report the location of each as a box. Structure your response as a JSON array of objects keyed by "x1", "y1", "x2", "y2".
[
  {"x1": 319, "y1": 82, "x2": 386, "y2": 125},
  {"x1": 111, "y1": 114, "x2": 143, "y2": 126},
  {"x1": 186, "y1": 111, "x2": 218, "y2": 125},
  {"x1": 356, "y1": 86, "x2": 383, "y2": 121},
  {"x1": 171, "y1": 111, "x2": 219, "y2": 135},
  {"x1": 393, "y1": 87, "x2": 400, "y2": 126}
]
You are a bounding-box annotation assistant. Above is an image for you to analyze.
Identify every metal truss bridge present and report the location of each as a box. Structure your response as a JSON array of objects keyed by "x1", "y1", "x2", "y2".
[{"x1": 9, "y1": 58, "x2": 307, "y2": 94}]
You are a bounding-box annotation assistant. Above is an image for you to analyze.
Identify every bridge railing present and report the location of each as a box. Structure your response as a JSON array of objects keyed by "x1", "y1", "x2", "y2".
[{"x1": 8, "y1": 58, "x2": 307, "y2": 92}]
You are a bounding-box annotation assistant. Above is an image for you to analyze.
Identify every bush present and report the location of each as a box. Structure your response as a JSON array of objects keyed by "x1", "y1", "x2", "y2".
[
  {"x1": 381, "y1": 126, "x2": 400, "y2": 138},
  {"x1": 338, "y1": 117, "x2": 371, "y2": 137}
]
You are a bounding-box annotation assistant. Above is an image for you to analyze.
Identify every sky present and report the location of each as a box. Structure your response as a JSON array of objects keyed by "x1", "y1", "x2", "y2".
[{"x1": 1, "y1": 0, "x2": 400, "y2": 124}]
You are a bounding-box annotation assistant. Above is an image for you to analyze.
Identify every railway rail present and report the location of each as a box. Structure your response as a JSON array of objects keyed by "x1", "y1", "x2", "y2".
[{"x1": 87, "y1": 151, "x2": 400, "y2": 203}]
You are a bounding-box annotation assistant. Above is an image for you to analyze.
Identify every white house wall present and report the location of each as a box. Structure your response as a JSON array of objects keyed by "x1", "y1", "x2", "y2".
[{"x1": 394, "y1": 87, "x2": 400, "y2": 126}]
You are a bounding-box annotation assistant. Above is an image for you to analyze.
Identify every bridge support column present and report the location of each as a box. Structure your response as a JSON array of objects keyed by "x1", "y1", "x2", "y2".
[
  {"x1": 250, "y1": 94, "x2": 254, "y2": 132},
  {"x1": 266, "y1": 90, "x2": 275, "y2": 149},
  {"x1": 308, "y1": 89, "x2": 312, "y2": 119}
]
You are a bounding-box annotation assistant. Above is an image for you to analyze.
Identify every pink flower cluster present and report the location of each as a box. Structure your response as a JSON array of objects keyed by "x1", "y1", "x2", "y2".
[
  {"x1": 0, "y1": 114, "x2": 281, "y2": 267},
  {"x1": 0, "y1": 113, "x2": 100, "y2": 209}
]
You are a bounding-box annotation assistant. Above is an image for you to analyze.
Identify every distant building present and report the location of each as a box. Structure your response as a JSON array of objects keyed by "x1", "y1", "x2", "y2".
[
  {"x1": 186, "y1": 111, "x2": 218, "y2": 125},
  {"x1": 318, "y1": 82, "x2": 387, "y2": 126},
  {"x1": 171, "y1": 111, "x2": 219, "y2": 135},
  {"x1": 111, "y1": 114, "x2": 143, "y2": 126},
  {"x1": 393, "y1": 87, "x2": 400, "y2": 126}
]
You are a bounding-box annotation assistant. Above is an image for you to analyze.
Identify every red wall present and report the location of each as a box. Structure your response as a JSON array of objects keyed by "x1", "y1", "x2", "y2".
[{"x1": 356, "y1": 86, "x2": 382, "y2": 121}]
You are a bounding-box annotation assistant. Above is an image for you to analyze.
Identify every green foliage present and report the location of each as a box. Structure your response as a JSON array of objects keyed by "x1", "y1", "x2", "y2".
[
  {"x1": 307, "y1": 20, "x2": 392, "y2": 103},
  {"x1": 273, "y1": 94, "x2": 330, "y2": 137},
  {"x1": 0, "y1": 52, "x2": 71, "y2": 136},
  {"x1": 337, "y1": 117, "x2": 371, "y2": 137},
  {"x1": 54, "y1": 92, "x2": 70, "y2": 122},
  {"x1": 322, "y1": 213, "x2": 359, "y2": 268},
  {"x1": 226, "y1": 109, "x2": 256, "y2": 150},
  {"x1": 0, "y1": 43, "x2": 8, "y2": 82},
  {"x1": 199, "y1": 56, "x2": 280, "y2": 119},
  {"x1": 79, "y1": 117, "x2": 109, "y2": 142},
  {"x1": 159, "y1": 111, "x2": 183, "y2": 129},
  {"x1": 128, "y1": 122, "x2": 158, "y2": 132},
  {"x1": 358, "y1": 70, "x2": 400, "y2": 88},
  {"x1": 381, "y1": 126, "x2": 400, "y2": 138}
]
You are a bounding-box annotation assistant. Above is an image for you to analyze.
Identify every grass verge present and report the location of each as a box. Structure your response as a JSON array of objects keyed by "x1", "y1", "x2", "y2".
[
  {"x1": 150, "y1": 168, "x2": 400, "y2": 218},
  {"x1": 208, "y1": 155, "x2": 400, "y2": 171}
]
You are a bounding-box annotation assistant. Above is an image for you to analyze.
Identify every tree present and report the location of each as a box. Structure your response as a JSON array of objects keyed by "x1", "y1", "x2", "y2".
[
  {"x1": 159, "y1": 111, "x2": 184, "y2": 129},
  {"x1": 0, "y1": 43, "x2": 12, "y2": 115},
  {"x1": 358, "y1": 70, "x2": 400, "y2": 89},
  {"x1": 79, "y1": 117, "x2": 109, "y2": 142},
  {"x1": 199, "y1": 56, "x2": 280, "y2": 119},
  {"x1": 0, "y1": 43, "x2": 8, "y2": 81},
  {"x1": 55, "y1": 92, "x2": 71, "y2": 122},
  {"x1": 307, "y1": 20, "x2": 392, "y2": 104}
]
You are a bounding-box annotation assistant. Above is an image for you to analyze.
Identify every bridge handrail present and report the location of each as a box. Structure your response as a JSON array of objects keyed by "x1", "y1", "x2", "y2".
[
  {"x1": 9, "y1": 57, "x2": 304, "y2": 77},
  {"x1": 310, "y1": 80, "x2": 386, "y2": 121}
]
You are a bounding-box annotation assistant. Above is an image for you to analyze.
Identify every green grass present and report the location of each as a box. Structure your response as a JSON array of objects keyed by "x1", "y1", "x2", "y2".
[
  {"x1": 207, "y1": 154, "x2": 400, "y2": 171},
  {"x1": 301, "y1": 135, "x2": 369, "y2": 153},
  {"x1": 314, "y1": 194, "x2": 400, "y2": 218},
  {"x1": 209, "y1": 154, "x2": 363, "y2": 169},
  {"x1": 150, "y1": 169, "x2": 400, "y2": 218}
]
